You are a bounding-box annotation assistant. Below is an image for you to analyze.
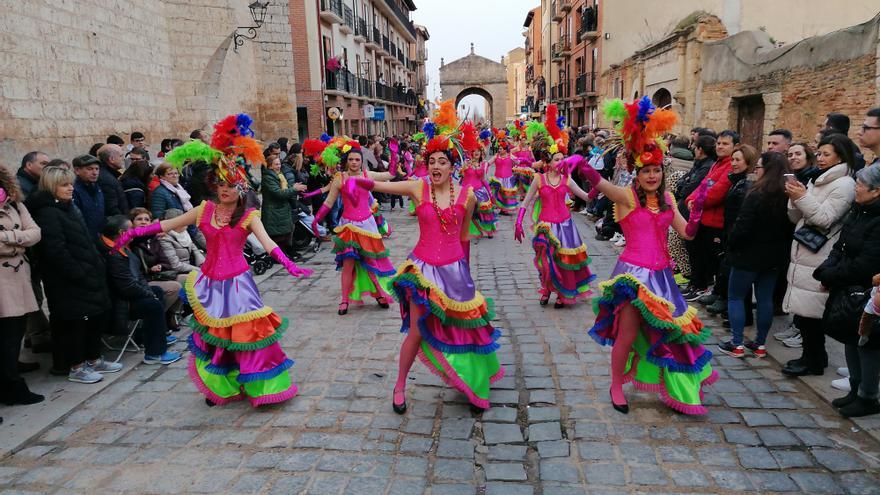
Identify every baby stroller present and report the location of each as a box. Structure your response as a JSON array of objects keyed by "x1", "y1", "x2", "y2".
[{"x1": 244, "y1": 235, "x2": 275, "y2": 275}]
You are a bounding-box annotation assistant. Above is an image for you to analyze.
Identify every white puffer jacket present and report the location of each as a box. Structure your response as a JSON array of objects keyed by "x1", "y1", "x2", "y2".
[{"x1": 783, "y1": 163, "x2": 855, "y2": 319}]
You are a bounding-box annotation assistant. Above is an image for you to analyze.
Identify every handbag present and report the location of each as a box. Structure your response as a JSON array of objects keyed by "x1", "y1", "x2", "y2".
[
  {"x1": 822, "y1": 285, "x2": 870, "y2": 345},
  {"x1": 792, "y1": 225, "x2": 829, "y2": 252}
]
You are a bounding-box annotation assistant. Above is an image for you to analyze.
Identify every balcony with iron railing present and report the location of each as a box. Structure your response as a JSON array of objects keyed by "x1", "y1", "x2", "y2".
[
  {"x1": 382, "y1": 35, "x2": 390, "y2": 54},
  {"x1": 320, "y1": 0, "x2": 343, "y2": 23},
  {"x1": 551, "y1": 36, "x2": 570, "y2": 61},
  {"x1": 576, "y1": 72, "x2": 598, "y2": 96},
  {"x1": 381, "y1": 0, "x2": 417, "y2": 38},
  {"x1": 354, "y1": 17, "x2": 368, "y2": 42},
  {"x1": 579, "y1": 5, "x2": 600, "y2": 41},
  {"x1": 340, "y1": 6, "x2": 354, "y2": 34},
  {"x1": 390, "y1": 41, "x2": 398, "y2": 62},
  {"x1": 551, "y1": 1, "x2": 562, "y2": 22},
  {"x1": 560, "y1": 0, "x2": 572, "y2": 12}
]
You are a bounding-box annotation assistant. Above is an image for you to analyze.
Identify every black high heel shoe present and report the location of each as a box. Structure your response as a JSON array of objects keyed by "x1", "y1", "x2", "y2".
[
  {"x1": 376, "y1": 297, "x2": 390, "y2": 309},
  {"x1": 554, "y1": 299, "x2": 564, "y2": 309},
  {"x1": 392, "y1": 389, "x2": 407, "y2": 415},
  {"x1": 338, "y1": 302, "x2": 349, "y2": 316},
  {"x1": 539, "y1": 295, "x2": 550, "y2": 306},
  {"x1": 205, "y1": 398, "x2": 216, "y2": 407},
  {"x1": 610, "y1": 390, "x2": 629, "y2": 414}
]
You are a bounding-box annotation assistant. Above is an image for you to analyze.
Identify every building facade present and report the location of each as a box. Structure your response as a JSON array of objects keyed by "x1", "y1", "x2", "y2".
[
  {"x1": 504, "y1": 48, "x2": 527, "y2": 122},
  {"x1": 411, "y1": 24, "x2": 431, "y2": 120},
  {"x1": 523, "y1": 7, "x2": 544, "y2": 118},
  {"x1": 316, "y1": 0, "x2": 422, "y2": 137}
]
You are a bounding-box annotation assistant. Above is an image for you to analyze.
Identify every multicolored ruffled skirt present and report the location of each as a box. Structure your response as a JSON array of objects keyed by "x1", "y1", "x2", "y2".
[
  {"x1": 532, "y1": 218, "x2": 595, "y2": 303},
  {"x1": 489, "y1": 176, "x2": 519, "y2": 213},
  {"x1": 469, "y1": 186, "x2": 498, "y2": 237},
  {"x1": 513, "y1": 166, "x2": 534, "y2": 195},
  {"x1": 332, "y1": 216, "x2": 395, "y2": 301},
  {"x1": 392, "y1": 256, "x2": 504, "y2": 408},
  {"x1": 370, "y1": 199, "x2": 392, "y2": 237},
  {"x1": 588, "y1": 262, "x2": 717, "y2": 414},
  {"x1": 184, "y1": 270, "x2": 296, "y2": 406}
]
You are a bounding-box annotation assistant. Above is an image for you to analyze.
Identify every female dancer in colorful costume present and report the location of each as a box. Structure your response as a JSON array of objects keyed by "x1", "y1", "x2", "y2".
[
  {"x1": 462, "y1": 148, "x2": 498, "y2": 238},
  {"x1": 489, "y1": 143, "x2": 519, "y2": 214},
  {"x1": 515, "y1": 148, "x2": 595, "y2": 308},
  {"x1": 311, "y1": 140, "x2": 401, "y2": 315},
  {"x1": 116, "y1": 114, "x2": 311, "y2": 407},
  {"x1": 578, "y1": 98, "x2": 717, "y2": 415},
  {"x1": 512, "y1": 138, "x2": 536, "y2": 198},
  {"x1": 348, "y1": 125, "x2": 503, "y2": 413}
]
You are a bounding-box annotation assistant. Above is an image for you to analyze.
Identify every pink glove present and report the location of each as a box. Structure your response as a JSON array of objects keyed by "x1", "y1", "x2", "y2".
[
  {"x1": 388, "y1": 140, "x2": 400, "y2": 177},
  {"x1": 685, "y1": 180, "x2": 711, "y2": 237},
  {"x1": 514, "y1": 207, "x2": 527, "y2": 243},
  {"x1": 587, "y1": 187, "x2": 600, "y2": 200},
  {"x1": 344, "y1": 177, "x2": 375, "y2": 200},
  {"x1": 270, "y1": 247, "x2": 312, "y2": 278},
  {"x1": 312, "y1": 204, "x2": 330, "y2": 237},
  {"x1": 114, "y1": 222, "x2": 163, "y2": 251},
  {"x1": 300, "y1": 189, "x2": 323, "y2": 199},
  {"x1": 569, "y1": 155, "x2": 601, "y2": 188}
]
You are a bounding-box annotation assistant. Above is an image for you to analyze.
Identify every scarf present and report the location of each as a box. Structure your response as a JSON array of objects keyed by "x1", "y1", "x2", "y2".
[
  {"x1": 168, "y1": 228, "x2": 193, "y2": 249},
  {"x1": 276, "y1": 171, "x2": 288, "y2": 190},
  {"x1": 160, "y1": 179, "x2": 193, "y2": 211}
]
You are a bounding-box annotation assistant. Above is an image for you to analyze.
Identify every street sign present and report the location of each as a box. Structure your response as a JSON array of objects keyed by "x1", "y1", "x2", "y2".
[
  {"x1": 327, "y1": 107, "x2": 341, "y2": 120},
  {"x1": 520, "y1": 105, "x2": 528, "y2": 113},
  {"x1": 373, "y1": 107, "x2": 386, "y2": 121},
  {"x1": 363, "y1": 104, "x2": 374, "y2": 118}
]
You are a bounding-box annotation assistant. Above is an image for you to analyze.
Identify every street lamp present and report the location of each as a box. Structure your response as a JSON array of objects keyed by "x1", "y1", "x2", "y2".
[{"x1": 233, "y1": 1, "x2": 270, "y2": 52}]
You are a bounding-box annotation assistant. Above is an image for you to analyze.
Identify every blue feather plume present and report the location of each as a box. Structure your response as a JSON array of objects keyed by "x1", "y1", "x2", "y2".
[
  {"x1": 235, "y1": 114, "x2": 255, "y2": 137},
  {"x1": 556, "y1": 115, "x2": 566, "y2": 128},
  {"x1": 319, "y1": 133, "x2": 332, "y2": 143},
  {"x1": 423, "y1": 122, "x2": 436, "y2": 140},
  {"x1": 636, "y1": 96, "x2": 654, "y2": 123},
  {"x1": 479, "y1": 129, "x2": 491, "y2": 141}
]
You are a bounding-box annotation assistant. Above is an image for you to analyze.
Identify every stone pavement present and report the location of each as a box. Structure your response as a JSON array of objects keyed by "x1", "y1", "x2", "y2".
[{"x1": 1, "y1": 208, "x2": 880, "y2": 494}]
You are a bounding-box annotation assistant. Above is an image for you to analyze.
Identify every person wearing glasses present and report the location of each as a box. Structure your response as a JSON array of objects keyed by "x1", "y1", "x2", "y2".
[
  {"x1": 129, "y1": 131, "x2": 146, "y2": 153},
  {"x1": 857, "y1": 108, "x2": 880, "y2": 168}
]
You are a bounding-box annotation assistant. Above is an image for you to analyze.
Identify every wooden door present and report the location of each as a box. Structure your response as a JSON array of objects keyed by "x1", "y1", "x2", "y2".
[{"x1": 736, "y1": 96, "x2": 765, "y2": 149}]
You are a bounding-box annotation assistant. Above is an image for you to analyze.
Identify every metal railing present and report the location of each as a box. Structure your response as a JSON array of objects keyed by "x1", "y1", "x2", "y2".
[
  {"x1": 320, "y1": 0, "x2": 343, "y2": 19},
  {"x1": 343, "y1": 6, "x2": 354, "y2": 30},
  {"x1": 356, "y1": 17, "x2": 368, "y2": 38},
  {"x1": 373, "y1": 26, "x2": 381, "y2": 45},
  {"x1": 579, "y1": 5, "x2": 599, "y2": 37},
  {"x1": 390, "y1": 41, "x2": 397, "y2": 59},
  {"x1": 326, "y1": 68, "x2": 417, "y2": 106},
  {"x1": 382, "y1": 35, "x2": 390, "y2": 53},
  {"x1": 576, "y1": 72, "x2": 597, "y2": 94},
  {"x1": 382, "y1": 0, "x2": 417, "y2": 37}
]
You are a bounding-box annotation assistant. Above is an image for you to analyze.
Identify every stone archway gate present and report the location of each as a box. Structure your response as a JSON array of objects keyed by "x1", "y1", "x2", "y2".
[{"x1": 439, "y1": 46, "x2": 508, "y2": 128}]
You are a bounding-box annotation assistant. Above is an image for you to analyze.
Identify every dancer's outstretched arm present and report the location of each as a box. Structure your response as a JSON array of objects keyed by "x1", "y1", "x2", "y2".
[
  {"x1": 354, "y1": 178, "x2": 422, "y2": 198},
  {"x1": 564, "y1": 155, "x2": 631, "y2": 205},
  {"x1": 514, "y1": 175, "x2": 541, "y2": 243},
  {"x1": 250, "y1": 214, "x2": 312, "y2": 277},
  {"x1": 113, "y1": 207, "x2": 199, "y2": 249},
  {"x1": 567, "y1": 176, "x2": 592, "y2": 202}
]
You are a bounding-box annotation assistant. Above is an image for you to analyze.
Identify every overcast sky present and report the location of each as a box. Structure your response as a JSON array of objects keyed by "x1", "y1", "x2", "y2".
[{"x1": 411, "y1": 1, "x2": 535, "y2": 117}]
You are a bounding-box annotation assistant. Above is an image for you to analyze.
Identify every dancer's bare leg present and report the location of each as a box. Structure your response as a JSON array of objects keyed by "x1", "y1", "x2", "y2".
[
  {"x1": 611, "y1": 302, "x2": 640, "y2": 406},
  {"x1": 339, "y1": 258, "x2": 355, "y2": 312},
  {"x1": 394, "y1": 301, "x2": 423, "y2": 406}
]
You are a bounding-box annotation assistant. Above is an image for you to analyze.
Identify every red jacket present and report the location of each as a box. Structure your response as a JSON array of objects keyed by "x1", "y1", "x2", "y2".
[{"x1": 687, "y1": 156, "x2": 731, "y2": 229}]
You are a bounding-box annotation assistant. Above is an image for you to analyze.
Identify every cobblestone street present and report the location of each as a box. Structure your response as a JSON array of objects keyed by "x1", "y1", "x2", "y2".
[{"x1": 2, "y1": 209, "x2": 880, "y2": 494}]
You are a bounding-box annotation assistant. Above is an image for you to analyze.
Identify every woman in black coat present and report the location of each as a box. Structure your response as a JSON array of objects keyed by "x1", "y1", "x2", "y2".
[
  {"x1": 120, "y1": 160, "x2": 152, "y2": 209},
  {"x1": 813, "y1": 165, "x2": 880, "y2": 418},
  {"x1": 25, "y1": 167, "x2": 119, "y2": 384},
  {"x1": 718, "y1": 152, "x2": 791, "y2": 359}
]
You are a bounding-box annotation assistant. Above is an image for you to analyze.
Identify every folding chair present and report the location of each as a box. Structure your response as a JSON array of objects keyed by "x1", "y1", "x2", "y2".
[{"x1": 101, "y1": 319, "x2": 143, "y2": 363}]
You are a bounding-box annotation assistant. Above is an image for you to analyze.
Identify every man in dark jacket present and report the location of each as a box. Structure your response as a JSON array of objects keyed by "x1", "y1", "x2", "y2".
[
  {"x1": 95, "y1": 144, "x2": 129, "y2": 216},
  {"x1": 99, "y1": 216, "x2": 180, "y2": 365},
  {"x1": 16, "y1": 151, "x2": 49, "y2": 199},
  {"x1": 675, "y1": 135, "x2": 717, "y2": 217},
  {"x1": 72, "y1": 155, "x2": 105, "y2": 239}
]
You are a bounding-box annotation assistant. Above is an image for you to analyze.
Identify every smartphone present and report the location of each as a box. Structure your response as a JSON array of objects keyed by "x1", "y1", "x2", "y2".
[{"x1": 783, "y1": 173, "x2": 796, "y2": 182}]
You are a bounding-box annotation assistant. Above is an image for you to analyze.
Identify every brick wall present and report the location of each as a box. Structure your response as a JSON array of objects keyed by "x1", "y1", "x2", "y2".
[
  {"x1": 700, "y1": 53, "x2": 878, "y2": 144},
  {"x1": 0, "y1": 0, "x2": 297, "y2": 170}
]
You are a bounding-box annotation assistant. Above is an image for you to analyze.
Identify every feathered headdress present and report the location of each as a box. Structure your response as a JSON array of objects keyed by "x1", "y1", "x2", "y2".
[
  {"x1": 603, "y1": 96, "x2": 678, "y2": 171},
  {"x1": 544, "y1": 104, "x2": 568, "y2": 155},
  {"x1": 416, "y1": 99, "x2": 482, "y2": 163},
  {"x1": 165, "y1": 113, "x2": 264, "y2": 192}
]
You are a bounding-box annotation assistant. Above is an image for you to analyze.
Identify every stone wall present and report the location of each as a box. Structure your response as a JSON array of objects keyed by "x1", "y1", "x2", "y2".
[
  {"x1": 0, "y1": 0, "x2": 297, "y2": 170},
  {"x1": 699, "y1": 16, "x2": 879, "y2": 144}
]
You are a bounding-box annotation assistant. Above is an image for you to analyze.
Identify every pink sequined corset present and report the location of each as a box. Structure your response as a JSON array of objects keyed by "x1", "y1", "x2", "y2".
[
  {"x1": 198, "y1": 201, "x2": 253, "y2": 280},
  {"x1": 618, "y1": 190, "x2": 675, "y2": 270},
  {"x1": 412, "y1": 181, "x2": 468, "y2": 266},
  {"x1": 340, "y1": 174, "x2": 373, "y2": 222},
  {"x1": 461, "y1": 167, "x2": 482, "y2": 190},
  {"x1": 494, "y1": 156, "x2": 514, "y2": 178},
  {"x1": 537, "y1": 174, "x2": 571, "y2": 223}
]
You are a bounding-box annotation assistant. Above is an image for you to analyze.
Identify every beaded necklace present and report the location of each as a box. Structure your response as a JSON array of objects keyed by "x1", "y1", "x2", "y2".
[
  {"x1": 429, "y1": 177, "x2": 456, "y2": 234},
  {"x1": 214, "y1": 203, "x2": 234, "y2": 226}
]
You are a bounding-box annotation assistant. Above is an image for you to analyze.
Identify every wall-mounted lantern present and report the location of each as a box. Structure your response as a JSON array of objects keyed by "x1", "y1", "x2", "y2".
[{"x1": 233, "y1": 1, "x2": 270, "y2": 52}]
